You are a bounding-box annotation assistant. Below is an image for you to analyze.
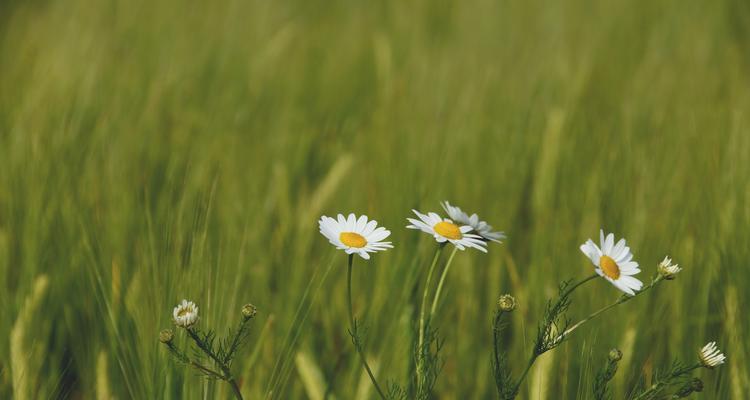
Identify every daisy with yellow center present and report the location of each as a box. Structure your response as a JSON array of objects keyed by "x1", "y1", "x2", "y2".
[
  {"x1": 699, "y1": 341, "x2": 726, "y2": 368},
  {"x1": 406, "y1": 209, "x2": 487, "y2": 252},
  {"x1": 441, "y1": 201, "x2": 506, "y2": 243},
  {"x1": 580, "y1": 229, "x2": 643, "y2": 295},
  {"x1": 319, "y1": 213, "x2": 393, "y2": 260},
  {"x1": 320, "y1": 213, "x2": 391, "y2": 399},
  {"x1": 173, "y1": 299, "x2": 199, "y2": 328},
  {"x1": 658, "y1": 256, "x2": 682, "y2": 280}
]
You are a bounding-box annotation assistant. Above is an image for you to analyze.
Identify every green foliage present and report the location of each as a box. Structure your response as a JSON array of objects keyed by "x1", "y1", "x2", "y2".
[
  {"x1": 630, "y1": 361, "x2": 702, "y2": 400},
  {"x1": 593, "y1": 350, "x2": 622, "y2": 400},
  {"x1": 1, "y1": 0, "x2": 749, "y2": 398},
  {"x1": 492, "y1": 310, "x2": 514, "y2": 399}
]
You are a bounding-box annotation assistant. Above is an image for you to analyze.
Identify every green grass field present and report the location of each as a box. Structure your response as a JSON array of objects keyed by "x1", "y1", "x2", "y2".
[{"x1": 1, "y1": 0, "x2": 749, "y2": 398}]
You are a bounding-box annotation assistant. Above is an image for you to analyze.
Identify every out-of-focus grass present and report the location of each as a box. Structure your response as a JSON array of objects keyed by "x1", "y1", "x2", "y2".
[{"x1": 1, "y1": 0, "x2": 749, "y2": 398}]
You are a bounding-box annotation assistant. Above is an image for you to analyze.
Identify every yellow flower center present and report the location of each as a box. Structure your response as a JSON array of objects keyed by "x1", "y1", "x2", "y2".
[
  {"x1": 340, "y1": 232, "x2": 367, "y2": 248},
  {"x1": 177, "y1": 307, "x2": 191, "y2": 317},
  {"x1": 599, "y1": 255, "x2": 620, "y2": 279},
  {"x1": 433, "y1": 221, "x2": 462, "y2": 240}
]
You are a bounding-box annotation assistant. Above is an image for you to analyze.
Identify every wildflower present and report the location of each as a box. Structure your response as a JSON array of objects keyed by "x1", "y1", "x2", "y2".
[
  {"x1": 441, "y1": 201, "x2": 505, "y2": 243},
  {"x1": 319, "y1": 214, "x2": 393, "y2": 260},
  {"x1": 580, "y1": 230, "x2": 643, "y2": 295},
  {"x1": 497, "y1": 294, "x2": 517, "y2": 312},
  {"x1": 173, "y1": 299, "x2": 199, "y2": 328},
  {"x1": 159, "y1": 329, "x2": 174, "y2": 344},
  {"x1": 657, "y1": 256, "x2": 682, "y2": 280},
  {"x1": 698, "y1": 341, "x2": 726, "y2": 368},
  {"x1": 406, "y1": 209, "x2": 487, "y2": 252},
  {"x1": 242, "y1": 304, "x2": 257, "y2": 320}
]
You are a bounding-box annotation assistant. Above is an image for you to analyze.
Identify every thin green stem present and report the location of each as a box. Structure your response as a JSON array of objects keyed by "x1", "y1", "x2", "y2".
[
  {"x1": 631, "y1": 364, "x2": 701, "y2": 400},
  {"x1": 492, "y1": 310, "x2": 510, "y2": 398},
  {"x1": 224, "y1": 318, "x2": 251, "y2": 363},
  {"x1": 346, "y1": 254, "x2": 387, "y2": 400},
  {"x1": 492, "y1": 312, "x2": 503, "y2": 369},
  {"x1": 186, "y1": 329, "x2": 244, "y2": 400},
  {"x1": 226, "y1": 377, "x2": 244, "y2": 400},
  {"x1": 429, "y1": 246, "x2": 458, "y2": 318},
  {"x1": 514, "y1": 357, "x2": 537, "y2": 398},
  {"x1": 165, "y1": 342, "x2": 224, "y2": 379},
  {"x1": 509, "y1": 273, "x2": 598, "y2": 398},
  {"x1": 416, "y1": 244, "x2": 445, "y2": 391},
  {"x1": 562, "y1": 273, "x2": 599, "y2": 298},
  {"x1": 557, "y1": 275, "x2": 663, "y2": 341}
]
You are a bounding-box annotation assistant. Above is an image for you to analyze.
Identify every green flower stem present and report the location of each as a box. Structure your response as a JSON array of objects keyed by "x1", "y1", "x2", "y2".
[
  {"x1": 492, "y1": 310, "x2": 507, "y2": 378},
  {"x1": 556, "y1": 275, "x2": 664, "y2": 342},
  {"x1": 165, "y1": 342, "x2": 224, "y2": 380},
  {"x1": 416, "y1": 243, "x2": 446, "y2": 391},
  {"x1": 631, "y1": 364, "x2": 702, "y2": 400},
  {"x1": 511, "y1": 273, "x2": 599, "y2": 398},
  {"x1": 429, "y1": 246, "x2": 459, "y2": 319},
  {"x1": 186, "y1": 328, "x2": 244, "y2": 400},
  {"x1": 512, "y1": 356, "x2": 537, "y2": 399},
  {"x1": 346, "y1": 254, "x2": 387, "y2": 400},
  {"x1": 224, "y1": 317, "x2": 252, "y2": 363}
]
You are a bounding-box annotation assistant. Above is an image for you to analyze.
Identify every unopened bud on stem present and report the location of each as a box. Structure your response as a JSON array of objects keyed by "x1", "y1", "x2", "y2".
[
  {"x1": 242, "y1": 303, "x2": 258, "y2": 320},
  {"x1": 497, "y1": 294, "x2": 517, "y2": 312},
  {"x1": 159, "y1": 329, "x2": 174, "y2": 344},
  {"x1": 608, "y1": 348, "x2": 623, "y2": 362},
  {"x1": 674, "y1": 378, "x2": 703, "y2": 397}
]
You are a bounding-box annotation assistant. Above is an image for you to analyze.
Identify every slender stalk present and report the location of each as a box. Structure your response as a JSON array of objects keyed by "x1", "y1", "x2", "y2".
[
  {"x1": 346, "y1": 254, "x2": 387, "y2": 400},
  {"x1": 509, "y1": 273, "x2": 598, "y2": 398},
  {"x1": 224, "y1": 317, "x2": 251, "y2": 363},
  {"x1": 492, "y1": 313, "x2": 502, "y2": 369},
  {"x1": 631, "y1": 364, "x2": 701, "y2": 400},
  {"x1": 429, "y1": 246, "x2": 458, "y2": 318},
  {"x1": 166, "y1": 342, "x2": 224, "y2": 380},
  {"x1": 556, "y1": 275, "x2": 663, "y2": 341},
  {"x1": 226, "y1": 377, "x2": 244, "y2": 400},
  {"x1": 416, "y1": 244, "x2": 445, "y2": 391},
  {"x1": 187, "y1": 329, "x2": 244, "y2": 400},
  {"x1": 492, "y1": 310, "x2": 512, "y2": 398},
  {"x1": 561, "y1": 274, "x2": 599, "y2": 298},
  {"x1": 513, "y1": 357, "x2": 537, "y2": 398}
]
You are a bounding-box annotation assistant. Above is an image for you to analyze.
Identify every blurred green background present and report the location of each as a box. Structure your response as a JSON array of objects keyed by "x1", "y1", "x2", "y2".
[{"x1": 1, "y1": 0, "x2": 749, "y2": 398}]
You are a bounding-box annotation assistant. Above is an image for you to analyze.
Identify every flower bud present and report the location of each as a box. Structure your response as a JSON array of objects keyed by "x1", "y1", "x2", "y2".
[
  {"x1": 691, "y1": 378, "x2": 704, "y2": 393},
  {"x1": 674, "y1": 378, "x2": 703, "y2": 397},
  {"x1": 242, "y1": 303, "x2": 258, "y2": 320},
  {"x1": 608, "y1": 348, "x2": 623, "y2": 362},
  {"x1": 159, "y1": 329, "x2": 174, "y2": 344},
  {"x1": 497, "y1": 294, "x2": 516, "y2": 312}
]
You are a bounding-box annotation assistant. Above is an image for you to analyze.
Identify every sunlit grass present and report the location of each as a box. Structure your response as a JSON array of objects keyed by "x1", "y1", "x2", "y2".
[{"x1": 1, "y1": 0, "x2": 749, "y2": 398}]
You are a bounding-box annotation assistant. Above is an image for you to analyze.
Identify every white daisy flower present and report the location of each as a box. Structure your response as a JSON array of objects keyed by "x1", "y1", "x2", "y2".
[
  {"x1": 318, "y1": 213, "x2": 393, "y2": 260},
  {"x1": 406, "y1": 209, "x2": 488, "y2": 252},
  {"x1": 173, "y1": 299, "x2": 199, "y2": 328},
  {"x1": 579, "y1": 229, "x2": 643, "y2": 295},
  {"x1": 441, "y1": 201, "x2": 506, "y2": 243},
  {"x1": 657, "y1": 256, "x2": 682, "y2": 280},
  {"x1": 699, "y1": 341, "x2": 726, "y2": 368}
]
